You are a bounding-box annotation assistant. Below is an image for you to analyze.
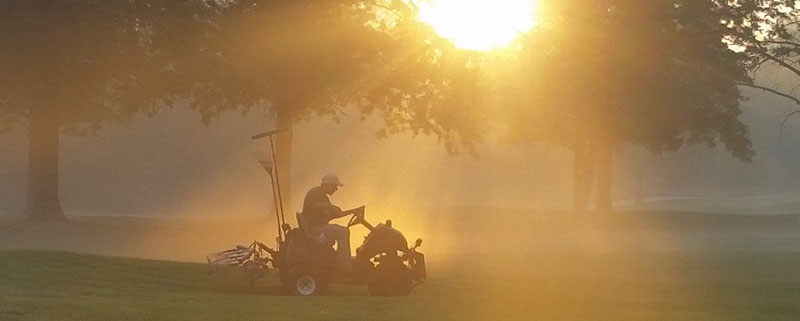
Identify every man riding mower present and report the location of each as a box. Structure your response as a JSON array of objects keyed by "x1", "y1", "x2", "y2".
[
  {"x1": 278, "y1": 173, "x2": 426, "y2": 296},
  {"x1": 207, "y1": 134, "x2": 426, "y2": 296}
]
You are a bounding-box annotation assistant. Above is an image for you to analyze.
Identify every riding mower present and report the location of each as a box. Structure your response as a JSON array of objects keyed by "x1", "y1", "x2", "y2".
[
  {"x1": 207, "y1": 129, "x2": 426, "y2": 296},
  {"x1": 280, "y1": 206, "x2": 426, "y2": 296}
]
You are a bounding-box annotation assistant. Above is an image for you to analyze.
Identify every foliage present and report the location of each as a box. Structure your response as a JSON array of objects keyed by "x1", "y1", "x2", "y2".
[
  {"x1": 503, "y1": 0, "x2": 755, "y2": 161},
  {"x1": 716, "y1": 0, "x2": 800, "y2": 55},
  {"x1": 0, "y1": 0, "x2": 484, "y2": 153},
  {"x1": 0, "y1": 1, "x2": 220, "y2": 135},
  {"x1": 716, "y1": 1, "x2": 800, "y2": 113},
  {"x1": 169, "y1": 0, "x2": 486, "y2": 153}
]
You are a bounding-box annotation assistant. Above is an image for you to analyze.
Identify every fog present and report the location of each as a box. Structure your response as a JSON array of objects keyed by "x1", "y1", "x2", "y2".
[
  {"x1": 1, "y1": 104, "x2": 574, "y2": 219},
  {"x1": 4, "y1": 88, "x2": 800, "y2": 218},
  {"x1": 4, "y1": 81, "x2": 800, "y2": 267}
]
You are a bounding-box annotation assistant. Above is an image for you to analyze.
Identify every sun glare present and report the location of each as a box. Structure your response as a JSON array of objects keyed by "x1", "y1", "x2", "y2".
[{"x1": 417, "y1": 0, "x2": 537, "y2": 52}]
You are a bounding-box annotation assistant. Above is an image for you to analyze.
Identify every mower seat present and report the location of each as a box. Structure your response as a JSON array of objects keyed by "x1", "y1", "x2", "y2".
[{"x1": 296, "y1": 211, "x2": 334, "y2": 247}]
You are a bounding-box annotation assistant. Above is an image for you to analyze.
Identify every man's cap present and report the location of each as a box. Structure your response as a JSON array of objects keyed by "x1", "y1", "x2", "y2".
[{"x1": 321, "y1": 173, "x2": 344, "y2": 186}]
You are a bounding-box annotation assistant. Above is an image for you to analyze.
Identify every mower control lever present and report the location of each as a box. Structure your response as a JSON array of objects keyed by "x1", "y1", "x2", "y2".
[{"x1": 346, "y1": 206, "x2": 373, "y2": 230}]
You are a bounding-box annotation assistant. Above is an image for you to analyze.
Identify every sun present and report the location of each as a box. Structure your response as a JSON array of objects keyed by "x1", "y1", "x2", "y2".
[{"x1": 417, "y1": 0, "x2": 537, "y2": 52}]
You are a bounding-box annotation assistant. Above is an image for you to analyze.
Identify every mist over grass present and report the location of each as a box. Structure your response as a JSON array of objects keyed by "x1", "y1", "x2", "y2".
[{"x1": 2, "y1": 205, "x2": 800, "y2": 320}]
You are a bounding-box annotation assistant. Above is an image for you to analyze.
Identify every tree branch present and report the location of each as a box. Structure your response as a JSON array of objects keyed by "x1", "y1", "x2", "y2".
[
  {"x1": 737, "y1": 82, "x2": 800, "y2": 105},
  {"x1": 756, "y1": 40, "x2": 800, "y2": 48},
  {"x1": 756, "y1": 47, "x2": 800, "y2": 78},
  {"x1": 737, "y1": 83, "x2": 800, "y2": 142},
  {"x1": 781, "y1": 110, "x2": 800, "y2": 130},
  {"x1": 752, "y1": 57, "x2": 769, "y2": 74},
  {"x1": 779, "y1": 110, "x2": 800, "y2": 142}
]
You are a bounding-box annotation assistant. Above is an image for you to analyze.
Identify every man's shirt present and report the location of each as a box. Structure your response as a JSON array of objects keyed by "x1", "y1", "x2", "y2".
[{"x1": 302, "y1": 186, "x2": 331, "y2": 229}]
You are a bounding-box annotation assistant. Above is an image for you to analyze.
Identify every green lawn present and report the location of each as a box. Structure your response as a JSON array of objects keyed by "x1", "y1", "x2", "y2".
[{"x1": 1, "y1": 249, "x2": 799, "y2": 321}]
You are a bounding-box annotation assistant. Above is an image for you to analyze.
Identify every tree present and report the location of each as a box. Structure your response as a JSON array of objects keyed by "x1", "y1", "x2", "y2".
[
  {"x1": 502, "y1": 0, "x2": 754, "y2": 214},
  {"x1": 714, "y1": 1, "x2": 800, "y2": 124},
  {"x1": 166, "y1": 0, "x2": 485, "y2": 209},
  {"x1": 0, "y1": 0, "x2": 484, "y2": 219},
  {"x1": 0, "y1": 0, "x2": 207, "y2": 220}
]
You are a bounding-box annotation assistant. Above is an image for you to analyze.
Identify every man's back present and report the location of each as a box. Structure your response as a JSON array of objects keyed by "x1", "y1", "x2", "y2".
[{"x1": 302, "y1": 186, "x2": 331, "y2": 229}]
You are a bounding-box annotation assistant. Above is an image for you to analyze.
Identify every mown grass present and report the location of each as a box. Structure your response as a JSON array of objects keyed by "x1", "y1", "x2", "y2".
[{"x1": 1, "y1": 249, "x2": 799, "y2": 321}]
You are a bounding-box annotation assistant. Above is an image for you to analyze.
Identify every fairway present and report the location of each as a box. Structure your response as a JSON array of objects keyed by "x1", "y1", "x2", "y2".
[
  {"x1": 5, "y1": 1, "x2": 800, "y2": 320},
  {"x1": 2, "y1": 212, "x2": 800, "y2": 321}
]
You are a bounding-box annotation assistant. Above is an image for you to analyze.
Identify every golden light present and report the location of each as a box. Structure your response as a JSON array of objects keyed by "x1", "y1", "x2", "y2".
[{"x1": 417, "y1": 0, "x2": 537, "y2": 52}]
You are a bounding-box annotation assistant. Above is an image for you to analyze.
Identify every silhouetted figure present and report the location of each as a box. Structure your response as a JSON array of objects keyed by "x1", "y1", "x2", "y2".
[{"x1": 302, "y1": 173, "x2": 353, "y2": 272}]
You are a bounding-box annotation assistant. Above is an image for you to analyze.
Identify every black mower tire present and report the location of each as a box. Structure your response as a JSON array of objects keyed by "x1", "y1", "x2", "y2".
[{"x1": 284, "y1": 266, "x2": 327, "y2": 296}]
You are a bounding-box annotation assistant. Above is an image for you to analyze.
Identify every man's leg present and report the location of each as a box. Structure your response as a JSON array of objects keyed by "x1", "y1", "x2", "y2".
[{"x1": 319, "y1": 224, "x2": 351, "y2": 271}]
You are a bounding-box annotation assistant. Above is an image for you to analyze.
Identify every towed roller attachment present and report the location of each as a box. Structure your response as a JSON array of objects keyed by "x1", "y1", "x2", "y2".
[
  {"x1": 206, "y1": 245, "x2": 254, "y2": 268},
  {"x1": 206, "y1": 241, "x2": 278, "y2": 274}
]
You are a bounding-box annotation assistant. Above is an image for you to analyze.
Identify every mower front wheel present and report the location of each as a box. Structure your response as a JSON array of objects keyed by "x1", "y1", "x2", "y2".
[{"x1": 285, "y1": 266, "x2": 327, "y2": 296}]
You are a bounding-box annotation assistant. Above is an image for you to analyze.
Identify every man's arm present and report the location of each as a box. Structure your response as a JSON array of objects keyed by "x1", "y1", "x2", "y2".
[
  {"x1": 308, "y1": 201, "x2": 347, "y2": 220},
  {"x1": 330, "y1": 205, "x2": 365, "y2": 220},
  {"x1": 327, "y1": 204, "x2": 346, "y2": 219}
]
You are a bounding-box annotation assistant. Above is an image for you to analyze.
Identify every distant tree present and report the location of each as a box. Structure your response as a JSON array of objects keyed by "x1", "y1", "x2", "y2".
[{"x1": 502, "y1": 1, "x2": 754, "y2": 213}]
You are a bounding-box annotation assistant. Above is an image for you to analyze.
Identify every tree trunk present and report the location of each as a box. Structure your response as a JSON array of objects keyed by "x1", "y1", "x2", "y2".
[
  {"x1": 573, "y1": 141, "x2": 597, "y2": 217},
  {"x1": 275, "y1": 106, "x2": 293, "y2": 213},
  {"x1": 632, "y1": 151, "x2": 644, "y2": 207},
  {"x1": 24, "y1": 108, "x2": 64, "y2": 220},
  {"x1": 595, "y1": 138, "x2": 614, "y2": 212}
]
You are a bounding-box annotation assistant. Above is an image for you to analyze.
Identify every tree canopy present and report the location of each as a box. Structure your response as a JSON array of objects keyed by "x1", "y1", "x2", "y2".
[
  {"x1": 714, "y1": 1, "x2": 800, "y2": 124},
  {"x1": 168, "y1": 0, "x2": 486, "y2": 152},
  {"x1": 502, "y1": 0, "x2": 755, "y2": 160},
  {"x1": 0, "y1": 0, "x2": 485, "y2": 219},
  {"x1": 483, "y1": 0, "x2": 759, "y2": 211}
]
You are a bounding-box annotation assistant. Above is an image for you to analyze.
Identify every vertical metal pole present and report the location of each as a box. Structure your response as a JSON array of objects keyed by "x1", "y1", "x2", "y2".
[
  {"x1": 268, "y1": 164, "x2": 282, "y2": 243},
  {"x1": 269, "y1": 135, "x2": 287, "y2": 236}
]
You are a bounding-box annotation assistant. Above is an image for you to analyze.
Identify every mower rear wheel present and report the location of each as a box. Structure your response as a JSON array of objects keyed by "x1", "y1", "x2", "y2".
[{"x1": 285, "y1": 266, "x2": 327, "y2": 296}]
